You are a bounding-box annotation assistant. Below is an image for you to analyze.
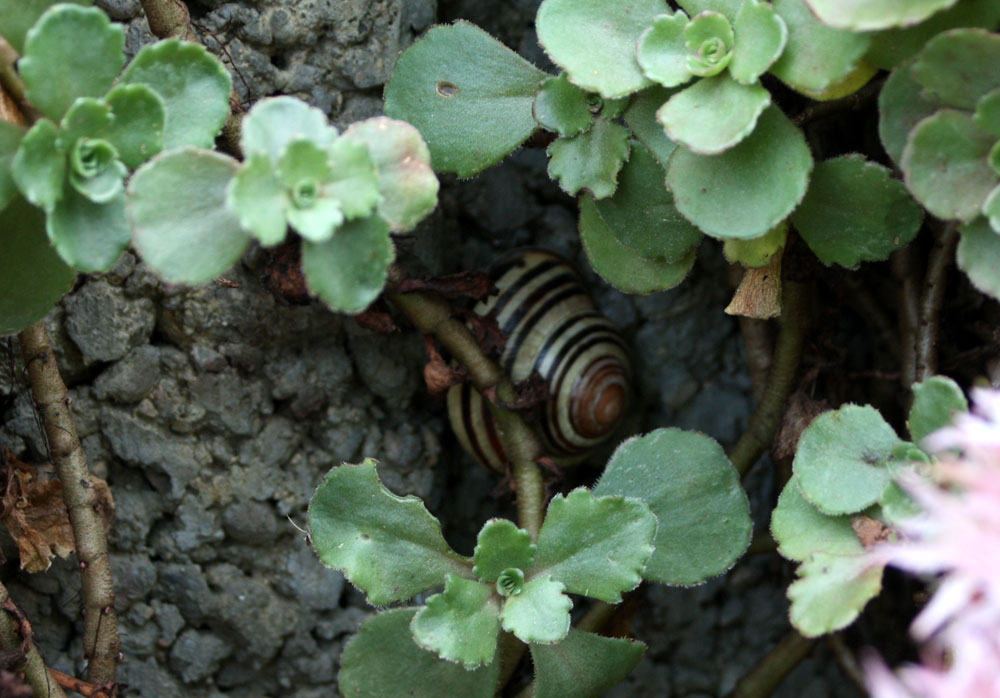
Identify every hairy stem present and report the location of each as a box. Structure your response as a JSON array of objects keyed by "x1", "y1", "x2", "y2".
[
  {"x1": 725, "y1": 630, "x2": 816, "y2": 698},
  {"x1": 17, "y1": 323, "x2": 119, "y2": 684},
  {"x1": 0, "y1": 583, "x2": 68, "y2": 698},
  {"x1": 728, "y1": 279, "x2": 810, "y2": 477},
  {"x1": 915, "y1": 224, "x2": 958, "y2": 383}
]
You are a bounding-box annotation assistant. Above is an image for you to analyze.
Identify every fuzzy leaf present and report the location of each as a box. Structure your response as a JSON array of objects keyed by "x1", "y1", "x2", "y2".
[
  {"x1": 286, "y1": 198, "x2": 344, "y2": 244},
  {"x1": 341, "y1": 117, "x2": 439, "y2": 233},
  {"x1": 536, "y1": 0, "x2": 665, "y2": 98},
  {"x1": 532, "y1": 629, "x2": 646, "y2": 698},
  {"x1": 911, "y1": 28, "x2": 1000, "y2": 109},
  {"x1": 908, "y1": 376, "x2": 969, "y2": 444},
  {"x1": 594, "y1": 141, "x2": 701, "y2": 262},
  {"x1": 103, "y1": 84, "x2": 166, "y2": 169},
  {"x1": 677, "y1": 0, "x2": 741, "y2": 19},
  {"x1": 59, "y1": 97, "x2": 111, "y2": 147},
  {"x1": 684, "y1": 11, "x2": 734, "y2": 77},
  {"x1": 723, "y1": 222, "x2": 787, "y2": 267},
  {"x1": 878, "y1": 59, "x2": 943, "y2": 166},
  {"x1": 0, "y1": 0, "x2": 94, "y2": 54},
  {"x1": 636, "y1": 11, "x2": 694, "y2": 88},
  {"x1": 901, "y1": 109, "x2": 997, "y2": 222},
  {"x1": 384, "y1": 21, "x2": 547, "y2": 177},
  {"x1": 657, "y1": 73, "x2": 770, "y2": 154},
  {"x1": 0, "y1": 196, "x2": 76, "y2": 335},
  {"x1": 20, "y1": 5, "x2": 124, "y2": 121},
  {"x1": 788, "y1": 553, "x2": 884, "y2": 637},
  {"x1": 308, "y1": 459, "x2": 471, "y2": 605},
  {"x1": 128, "y1": 148, "x2": 250, "y2": 284},
  {"x1": 533, "y1": 74, "x2": 596, "y2": 137},
  {"x1": 0, "y1": 122, "x2": 24, "y2": 212},
  {"x1": 771, "y1": 475, "x2": 864, "y2": 563},
  {"x1": 769, "y1": 0, "x2": 870, "y2": 94},
  {"x1": 595, "y1": 428, "x2": 751, "y2": 585},
  {"x1": 730, "y1": 0, "x2": 788, "y2": 84},
  {"x1": 120, "y1": 39, "x2": 232, "y2": 150},
  {"x1": 226, "y1": 154, "x2": 289, "y2": 246},
  {"x1": 956, "y1": 217, "x2": 1000, "y2": 301},
  {"x1": 528, "y1": 489, "x2": 655, "y2": 603},
  {"x1": 300, "y1": 215, "x2": 395, "y2": 314},
  {"x1": 579, "y1": 196, "x2": 697, "y2": 294},
  {"x1": 324, "y1": 137, "x2": 381, "y2": 220},
  {"x1": 803, "y1": 0, "x2": 959, "y2": 31},
  {"x1": 48, "y1": 185, "x2": 128, "y2": 272},
  {"x1": 547, "y1": 119, "x2": 630, "y2": 199},
  {"x1": 473, "y1": 520, "x2": 535, "y2": 582},
  {"x1": 667, "y1": 106, "x2": 812, "y2": 239},
  {"x1": 11, "y1": 119, "x2": 65, "y2": 211},
  {"x1": 339, "y1": 609, "x2": 499, "y2": 698},
  {"x1": 500, "y1": 576, "x2": 571, "y2": 644},
  {"x1": 411, "y1": 575, "x2": 499, "y2": 668},
  {"x1": 68, "y1": 142, "x2": 126, "y2": 204},
  {"x1": 623, "y1": 87, "x2": 680, "y2": 168},
  {"x1": 793, "y1": 405, "x2": 902, "y2": 516},
  {"x1": 277, "y1": 139, "x2": 332, "y2": 191},
  {"x1": 792, "y1": 154, "x2": 923, "y2": 267},
  {"x1": 240, "y1": 96, "x2": 338, "y2": 165}
]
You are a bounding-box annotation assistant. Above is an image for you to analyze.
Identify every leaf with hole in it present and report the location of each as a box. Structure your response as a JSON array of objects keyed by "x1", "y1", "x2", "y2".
[
  {"x1": 473, "y1": 519, "x2": 535, "y2": 582},
  {"x1": 500, "y1": 576, "x2": 571, "y2": 645},
  {"x1": 769, "y1": 0, "x2": 870, "y2": 95},
  {"x1": 47, "y1": 184, "x2": 129, "y2": 272},
  {"x1": 594, "y1": 141, "x2": 701, "y2": 262},
  {"x1": 532, "y1": 629, "x2": 646, "y2": 698},
  {"x1": 240, "y1": 96, "x2": 338, "y2": 165},
  {"x1": 120, "y1": 39, "x2": 232, "y2": 150},
  {"x1": 788, "y1": 553, "x2": 884, "y2": 637},
  {"x1": 771, "y1": 475, "x2": 864, "y2": 563},
  {"x1": 103, "y1": 84, "x2": 165, "y2": 169},
  {"x1": 908, "y1": 376, "x2": 969, "y2": 444},
  {"x1": 301, "y1": 215, "x2": 395, "y2": 314},
  {"x1": 901, "y1": 109, "x2": 997, "y2": 222},
  {"x1": 580, "y1": 196, "x2": 697, "y2": 294},
  {"x1": 722, "y1": 222, "x2": 787, "y2": 267},
  {"x1": 533, "y1": 74, "x2": 595, "y2": 137},
  {"x1": 657, "y1": 73, "x2": 770, "y2": 154},
  {"x1": 0, "y1": 196, "x2": 76, "y2": 335},
  {"x1": 637, "y1": 11, "x2": 693, "y2": 88},
  {"x1": 793, "y1": 405, "x2": 903, "y2": 516},
  {"x1": 803, "y1": 0, "x2": 959, "y2": 31},
  {"x1": 595, "y1": 428, "x2": 751, "y2": 585},
  {"x1": 547, "y1": 119, "x2": 630, "y2": 199},
  {"x1": 730, "y1": 0, "x2": 787, "y2": 84},
  {"x1": 792, "y1": 154, "x2": 923, "y2": 267},
  {"x1": 878, "y1": 59, "x2": 943, "y2": 166},
  {"x1": 11, "y1": 119, "x2": 65, "y2": 212},
  {"x1": 528, "y1": 489, "x2": 655, "y2": 603},
  {"x1": 0, "y1": 0, "x2": 94, "y2": 54},
  {"x1": 384, "y1": 21, "x2": 547, "y2": 177},
  {"x1": 341, "y1": 117, "x2": 439, "y2": 232},
  {"x1": 667, "y1": 106, "x2": 812, "y2": 239},
  {"x1": 536, "y1": 0, "x2": 666, "y2": 98},
  {"x1": 308, "y1": 459, "x2": 471, "y2": 605},
  {"x1": 957, "y1": 217, "x2": 1000, "y2": 301},
  {"x1": 0, "y1": 122, "x2": 24, "y2": 212},
  {"x1": 410, "y1": 575, "x2": 499, "y2": 668},
  {"x1": 19, "y1": 5, "x2": 124, "y2": 121},
  {"x1": 911, "y1": 28, "x2": 1000, "y2": 110},
  {"x1": 623, "y1": 87, "x2": 680, "y2": 168},
  {"x1": 128, "y1": 148, "x2": 250, "y2": 284},
  {"x1": 339, "y1": 609, "x2": 499, "y2": 698}
]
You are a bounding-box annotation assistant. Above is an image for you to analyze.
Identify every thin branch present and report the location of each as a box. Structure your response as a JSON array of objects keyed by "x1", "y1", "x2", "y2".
[
  {"x1": 17, "y1": 323, "x2": 119, "y2": 684},
  {"x1": 0, "y1": 582, "x2": 69, "y2": 698},
  {"x1": 725, "y1": 629, "x2": 817, "y2": 698},
  {"x1": 915, "y1": 223, "x2": 958, "y2": 383},
  {"x1": 826, "y1": 633, "x2": 869, "y2": 695}
]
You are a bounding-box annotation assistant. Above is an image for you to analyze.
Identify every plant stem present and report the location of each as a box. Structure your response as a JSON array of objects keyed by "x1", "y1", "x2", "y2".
[
  {"x1": 915, "y1": 223, "x2": 958, "y2": 383},
  {"x1": 826, "y1": 633, "x2": 868, "y2": 694},
  {"x1": 139, "y1": 0, "x2": 198, "y2": 40},
  {"x1": 0, "y1": 582, "x2": 69, "y2": 698},
  {"x1": 0, "y1": 39, "x2": 39, "y2": 124},
  {"x1": 728, "y1": 279, "x2": 810, "y2": 477},
  {"x1": 725, "y1": 630, "x2": 816, "y2": 698},
  {"x1": 387, "y1": 291, "x2": 546, "y2": 538},
  {"x1": 17, "y1": 323, "x2": 119, "y2": 684}
]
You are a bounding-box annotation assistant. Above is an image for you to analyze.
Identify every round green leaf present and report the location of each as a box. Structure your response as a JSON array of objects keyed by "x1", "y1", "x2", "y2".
[
  {"x1": 0, "y1": 195, "x2": 76, "y2": 335},
  {"x1": 128, "y1": 148, "x2": 250, "y2": 284},
  {"x1": 226, "y1": 153, "x2": 289, "y2": 246},
  {"x1": 20, "y1": 4, "x2": 124, "y2": 121},
  {"x1": 286, "y1": 197, "x2": 344, "y2": 244},
  {"x1": 532, "y1": 629, "x2": 646, "y2": 698},
  {"x1": 500, "y1": 576, "x2": 571, "y2": 645},
  {"x1": 339, "y1": 609, "x2": 499, "y2": 698},
  {"x1": 730, "y1": 0, "x2": 788, "y2": 84},
  {"x1": 0, "y1": 122, "x2": 24, "y2": 212},
  {"x1": 0, "y1": 0, "x2": 94, "y2": 54},
  {"x1": 580, "y1": 195, "x2": 697, "y2": 293},
  {"x1": 594, "y1": 141, "x2": 701, "y2": 262},
  {"x1": 594, "y1": 428, "x2": 752, "y2": 586},
  {"x1": 104, "y1": 84, "x2": 166, "y2": 169},
  {"x1": 637, "y1": 11, "x2": 693, "y2": 88},
  {"x1": 240, "y1": 96, "x2": 338, "y2": 165},
  {"x1": 325, "y1": 137, "x2": 381, "y2": 220},
  {"x1": 657, "y1": 74, "x2": 770, "y2": 154},
  {"x1": 792, "y1": 154, "x2": 923, "y2": 267},
  {"x1": 120, "y1": 39, "x2": 232, "y2": 150},
  {"x1": 11, "y1": 119, "x2": 65, "y2": 212},
  {"x1": 793, "y1": 405, "x2": 902, "y2": 516},
  {"x1": 533, "y1": 74, "x2": 596, "y2": 137},
  {"x1": 901, "y1": 109, "x2": 998, "y2": 222},
  {"x1": 473, "y1": 519, "x2": 535, "y2": 583},
  {"x1": 48, "y1": 186, "x2": 129, "y2": 272},
  {"x1": 667, "y1": 106, "x2": 813, "y2": 239},
  {"x1": 547, "y1": 118, "x2": 630, "y2": 199},
  {"x1": 908, "y1": 375, "x2": 969, "y2": 444},
  {"x1": 878, "y1": 59, "x2": 943, "y2": 166},
  {"x1": 341, "y1": 117, "x2": 440, "y2": 233},
  {"x1": 623, "y1": 86, "x2": 680, "y2": 168},
  {"x1": 301, "y1": 215, "x2": 395, "y2": 314},
  {"x1": 911, "y1": 28, "x2": 1000, "y2": 110},
  {"x1": 383, "y1": 21, "x2": 547, "y2": 177},
  {"x1": 536, "y1": 0, "x2": 664, "y2": 98},
  {"x1": 788, "y1": 553, "x2": 884, "y2": 637},
  {"x1": 411, "y1": 576, "x2": 500, "y2": 668},
  {"x1": 957, "y1": 217, "x2": 1000, "y2": 301},
  {"x1": 684, "y1": 11, "x2": 734, "y2": 78},
  {"x1": 771, "y1": 475, "x2": 864, "y2": 563},
  {"x1": 802, "y1": 0, "x2": 960, "y2": 31},
  {"x1": 769, "y1": 0, "x2": 870, "y2": 94}
]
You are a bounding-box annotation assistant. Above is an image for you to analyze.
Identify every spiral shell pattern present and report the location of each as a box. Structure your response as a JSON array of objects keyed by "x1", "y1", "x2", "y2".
[{"x1": 447, "y1": 250, "x2": 631, "y2": 470}]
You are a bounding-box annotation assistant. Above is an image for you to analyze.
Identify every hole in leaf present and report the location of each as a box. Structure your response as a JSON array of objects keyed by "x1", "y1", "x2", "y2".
[{"x1": 436, "y1": 81, "x2": 459, "y2": 98}]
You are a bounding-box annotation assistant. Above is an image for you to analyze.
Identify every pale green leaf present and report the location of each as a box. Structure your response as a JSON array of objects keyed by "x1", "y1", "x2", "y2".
[
  {"x1": 677, "y1": 0, "x2": 741, "y2": 20},
  {"x1": 908, "y1": 376, "x2": 969, "y2": 444},
  {"x1": 473, "y1": 519, "x2": 535, "y2": 582},
  {"x1": 325, "y1": 137, "x2": 381, "y2": 220},
  {"x1": 411, "y1": 575, "x2": 499, "y2": 668},
  {"x1": 911, "y1": 28, "x2": 1000, "y2": 109},
  {"x1": 533, "y1": 74, "x2": 596, "y2": 137},
  {"x1": 730, "y1": 0, "x2": 788, "y2": 84},
  {"x1": 0, "y1": 0, "x2": 94, "y2": 54},
  {"x1": 47, "y1": 186, "x2": 128, "y2": 272},
  {"x1": 532, "y1": 629, "x2": 646, "y2": 698},
  {"x1": 722, "y1": 222, "x2": 787, "y2": 267},
  {"x1": 956, "y1": 217, "x2": 1000, "y2": 301},
  {"x1": 277, "y1": 138, "x2": 332, "y2": 188},
  {"x1": 500, "y1": 576, "x2": 571, "y2": 644},
  {"x1": 104, "y1": 84, "x2": 166, "y2": 169},
  {"x1": 240, "y1": 96, "x2": 338, "y2": 164},
  {"x1": 683, "y1": 11, "x2": 734, "y2": 77},
  {"x1": 771, "y1": 475, "x2": 864, "y2": 563},
  {"x1": 802, "y1": 0, "x2": 960, "y2": 31},
  {"x1": 11, "y1": 119, "x2": 65, "y2": 211},
  {"x1": 286, "y1": 198, "x2": 344, "y2": 243},
  {"x1": 68, "y1": 143, "x2": 126, "y2": 204},
  {"x1": 788, "y1": 553, "x2": 884, "y2": 637},
  {"x1": 547, "y1": 119, "x2": 630, "y2": 199},
  {"x1": 636, "y1": 11, "x2": 694, "y2": 88},
  {"x1": 657, "y1": 73, "x2": 770, "y2": 154},
  {"x1": 226, "y1": 154, "x2": 289, "y2": 246}
]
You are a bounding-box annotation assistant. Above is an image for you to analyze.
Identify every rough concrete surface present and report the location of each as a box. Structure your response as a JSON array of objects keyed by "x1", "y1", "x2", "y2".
[{"x1": 0, "y1": 0, "x2": 865, "y2": 696}]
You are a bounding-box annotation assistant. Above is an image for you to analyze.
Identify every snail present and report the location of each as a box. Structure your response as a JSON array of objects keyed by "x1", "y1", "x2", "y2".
[{"x1": 447, "y1": 249, "x2": 632, "y2": 471}]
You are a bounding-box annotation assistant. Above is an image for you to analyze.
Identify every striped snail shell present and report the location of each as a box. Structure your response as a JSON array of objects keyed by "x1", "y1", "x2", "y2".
[{"x1": 447, "y1": 250, "x2": 632, "y2": 471}]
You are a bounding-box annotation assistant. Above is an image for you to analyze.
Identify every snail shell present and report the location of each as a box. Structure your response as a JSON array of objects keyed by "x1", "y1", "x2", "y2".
[{"x1": 447, "y1": 250, "x2": 631, "y2": 470}]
